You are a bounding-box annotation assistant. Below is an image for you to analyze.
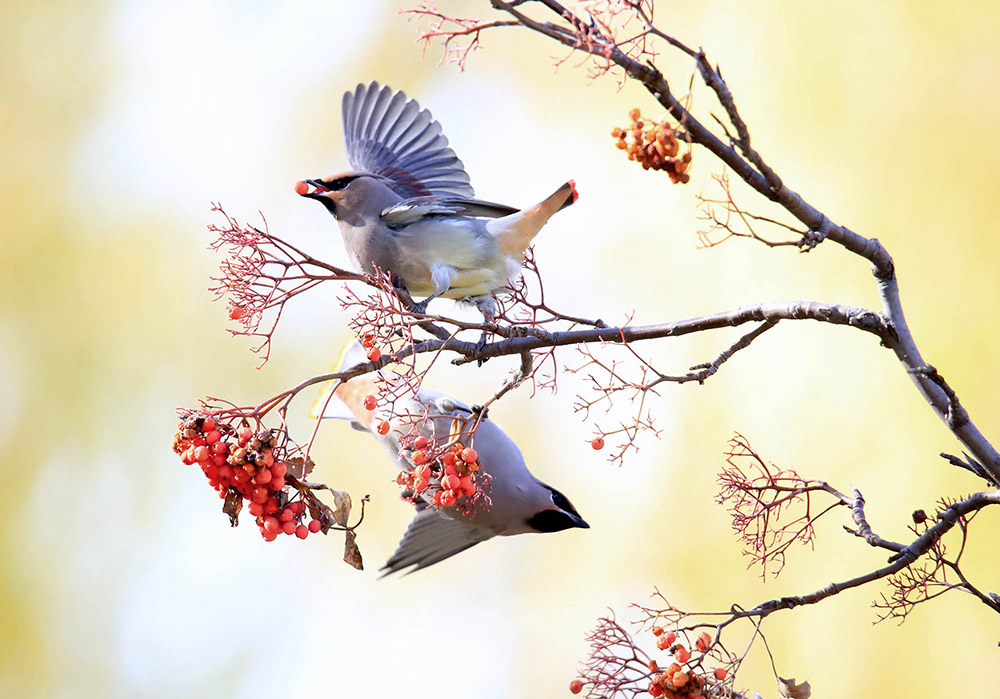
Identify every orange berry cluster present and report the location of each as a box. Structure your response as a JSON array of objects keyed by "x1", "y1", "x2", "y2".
[
  {"x1": 173, "y1": 415, "x2": 323, "y2": 542},
  {"x1": 394, "y1": 435, "x2": 481, "y2": 510},
  {"x1": 612, "y1": 108, "x2": 692, "y2": 183},
  {"x1": 645, "y1": 629, "x2": 726, "y2": 698}
]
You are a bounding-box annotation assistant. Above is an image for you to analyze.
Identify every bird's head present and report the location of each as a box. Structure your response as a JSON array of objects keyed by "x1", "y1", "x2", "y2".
[
  {"x1": 296, "y1": 173, "x2": 400, "y2": 224},
  {"x1": 526, "y1": 485, "x2": 589, "y2": 533},
  {"x1": 295, "y1": 173, "x2": 361, "y2": 218}
]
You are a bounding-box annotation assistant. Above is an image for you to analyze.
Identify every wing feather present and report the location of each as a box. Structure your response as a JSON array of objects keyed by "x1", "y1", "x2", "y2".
[
  {"x1": 343, "y1": 82, "x2": 474, "y2": 199},
  {"x1": 381, "y1": 196, "x2": 519, "y2": 227},
  {"x1": 380, "y1": 508, "x2": 493, "y2": 576}
]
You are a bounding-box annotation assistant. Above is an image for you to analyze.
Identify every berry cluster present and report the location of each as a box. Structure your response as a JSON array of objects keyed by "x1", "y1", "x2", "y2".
[
  {"x1": 173, "y1": 415, "x2": 325, "y2": 542},
  {"x1": 569, "y1": 629, "x2": 728, "y2": 698},
  {"x1": 393, "y1": 435, "x2": 483, "y2": 510},
  {"x1": 612, "y1": 109, "x2": 692, "y2": 184},
  {"x1": 645, "y1": 629, "x2": 726, "y2": 698}
]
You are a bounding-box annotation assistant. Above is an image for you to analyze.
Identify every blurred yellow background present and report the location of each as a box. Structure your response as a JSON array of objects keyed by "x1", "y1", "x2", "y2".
[{"x1": 2, "y1": 1, "x2": 998, "y2": 697}]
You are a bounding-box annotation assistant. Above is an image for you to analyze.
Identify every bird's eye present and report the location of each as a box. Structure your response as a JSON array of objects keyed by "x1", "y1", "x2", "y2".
[
  {"x1": 546, "y1": 487, "x2": 582, "y2": 519},
  {"x1": 324, "y1": 175, "x2": 359, "y2": 191}
]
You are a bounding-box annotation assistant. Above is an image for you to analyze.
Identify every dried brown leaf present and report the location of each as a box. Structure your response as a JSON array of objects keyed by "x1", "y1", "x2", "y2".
[
  {"x1": 343, "y1": 530, "x2": 364, "y2": 570},
  {"x1": 331, "y1": 489, "x2": 352, "y2": 527},
  {"x1": 284, "y1": 456, "x2": 315, "y2": 479},
  {"x1": 777, "y1": 677, "x2": 812, "y2": 699},
  {"x1": 223, "y1": 488, "x2": 243, "y2": 526}
]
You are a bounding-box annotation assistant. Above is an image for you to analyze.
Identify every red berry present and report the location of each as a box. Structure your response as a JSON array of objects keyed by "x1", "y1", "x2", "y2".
[
  {"x1": 308, "y1": 519, "x2": 322, "y2": 533},
  {"x1": 202, "y1": 417, "x2": 216, "y2": 432},
  {"x1": 271, "y1": 476, "x2": 285, "y2": 490},
  {"x1": 262, "y1": 529, "x2": 277, "y2": 542},
  {"x1": 591, "y1": 436, "x2": 605, "y2": 450},
  {"x1": 459, "y1": 476, "x2": 475, "y2": 497},
  {"x1": 228, "y1": 305, "x2": 244, "y2": 320},
  {"x1": 254, "y1": 468, "x2": 272, "y2": 484},
  {"x1": 413, "y1": 477, "x2": 429, "y2": 493},
  {"x1": 279, "y1": 508, "x2": 294, "y2": 523},
  {"x1": 377, "y1": 420, "x2": 390, "y2": 435},
  {"x1": 264, "y1": 497, "x2": 279, "y2": 514},
  {"x1": 238, "y1": 427, "x2": 253, "y2": 444},
  {"x1": 414, "y1": 464, "x2": 432, "y2": 480},
  {"x1": 674, "y1": 646, "x2": 690, "y2": 664},
  {"x1": 648, "y1": 682, "x2": 663, "y2": 697},
  {"x1": 569, "y1": 679, "x2": 583, "y2": 694},
  {"x1": 663, "y1": 632, "x2": 676, "y2": 646},
  {"x1": 363, "y1": 395, "x2": 377, "y2": 411},
  {"x1": 461, "y1": 447, "x2": 477, "y2": 464},
  {"x1": 441, "y1": 474, "x2": 462, "y2": 491},
  {"x1": 652, "y1": 625, "x2": 664, "y2": 636},
  {"x1": 714, "y1": 668, "x2": 727, "y2": 681},
  {"x1": 263, "y1": 516, "x2": 281, "y2": 534},
  {"x1": 282, "y1": 521, "x2": 296, "y2": 535},
  {"x1": 193, "y1": 446, "x2": 210, "y2": 462},
  {"x1": 248, "y1": 501, "x2": 263, "y2": 517},
  {"x1": 442, "y1": 452, "x2": 456, "y2": 466},
  {"x1": 361, "y1": 334, "x2": 374, "y2": 349},
  {"x1": 696, "y1": 632, "x2": 711, "y2": 652},
  {"x1": 271, "y1": 461, "x2": 287, "y2": 478},
  {"x1": 366, "y1": 347, "x2": 381, "y2": 362},
  {"x1": 657, "y1": 634, "x2": 672, "y2": 650},
  {"x1": 205, "y1": 430, "x2": 221, "y2": 445},
  {"x1": 210, "y1": 441, "x2": 228, "y2": 457},
  {"x1": 412, "y1": 450, "x2": 428, "y2": 464},
  {"x1": 252, "y1": 487, "x2": 268, "y2": 504},
  {"x1": 439, "y1": 491, "x2": 457, "y2": 507},
  {"x1": 295, "y1": 524, "x2": 309, "y2": 539},
  {"x1": 294, "y1": 180, "x2": 310, "y2": 196}
]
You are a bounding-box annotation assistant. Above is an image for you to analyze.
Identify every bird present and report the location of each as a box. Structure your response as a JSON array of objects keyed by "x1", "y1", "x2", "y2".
[
  {"x1": 297, "y1": 81, "x2": 578, "y2": 318},
  {"x1": 311, "y1": 340, "x2": 589, "y2": 575}
]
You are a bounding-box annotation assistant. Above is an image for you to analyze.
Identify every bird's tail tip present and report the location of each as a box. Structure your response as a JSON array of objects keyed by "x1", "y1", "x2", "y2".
[{"x1": 558, "y1": 180, "x2": 578, "y2": 211}]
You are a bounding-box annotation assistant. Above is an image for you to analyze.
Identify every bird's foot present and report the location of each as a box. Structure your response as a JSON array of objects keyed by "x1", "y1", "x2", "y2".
[
  {"x1": 475, "y1": 330, "x2": 491, "y2": 367},
  {"x1": 470, "y1": 404, "x2": 490, "y2": 420}
]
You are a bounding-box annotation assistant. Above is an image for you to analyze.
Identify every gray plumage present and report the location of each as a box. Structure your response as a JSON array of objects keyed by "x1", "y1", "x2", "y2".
[
  {"x1": 300, "y1": 81, "x2": 578, "y2": 311},
  {"x1": 313, "y1": 341, "x2": 589, "y2": 575}
]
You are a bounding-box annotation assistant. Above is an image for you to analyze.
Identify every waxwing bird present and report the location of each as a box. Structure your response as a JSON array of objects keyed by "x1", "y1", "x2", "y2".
[
  {"x1": 298, "y1": 81, "x2": 578, "y2": 316},
  {"x1": 311, "y1": 341, "x2": 589, "y2": 575}
]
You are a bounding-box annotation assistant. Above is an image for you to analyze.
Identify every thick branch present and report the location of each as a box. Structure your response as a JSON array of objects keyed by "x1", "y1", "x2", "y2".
[
  {"x1": 742, "y1": 491, "x2": 1000, "y2": 620},
  {"x1": 485, "y1": 0, "x2": 1000, "y2": 485}
]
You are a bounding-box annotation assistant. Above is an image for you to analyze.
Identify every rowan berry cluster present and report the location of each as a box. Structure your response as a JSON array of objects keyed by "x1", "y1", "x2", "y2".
[
  {"x1": 569, "y1": 628, "x2": 729, "y2": 698},
  {"x1": 173, "y1": 415, "x2": 324, "y2": 541},
  {"x1": 612, "y1": 109, "x2": 692, "y2": 184},
  {"x1": 394, "y1": 434, "x2": 483, "y2": 510},
  {"x1": 646, "y1": 629, "x2": 726, "y2": 698}
]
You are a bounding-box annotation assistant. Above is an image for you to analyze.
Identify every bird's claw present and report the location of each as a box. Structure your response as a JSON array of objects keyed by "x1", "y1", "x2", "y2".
[
  {"x1": 475, "y1": 330, "x2": 491, "y2": 367},
  {"x1": 471, "y1": 404, "x2": 489, "y2": 420}
]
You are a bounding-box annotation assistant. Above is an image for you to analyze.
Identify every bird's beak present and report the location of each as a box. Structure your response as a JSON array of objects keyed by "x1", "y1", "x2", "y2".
[
  {"x1": 570, "y1": 513, "x2": 590, "y2": 529},
  {"x1": 297, "y1": 179, "x2": 330, "y2": 199}
]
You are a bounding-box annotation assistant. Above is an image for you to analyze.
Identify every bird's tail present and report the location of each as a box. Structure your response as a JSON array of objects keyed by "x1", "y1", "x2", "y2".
[
  {"x1": 309, "y1": 338, "x2": 379, "y2": 430},
  {"x1": 487, "y1": 180, "x2": 577, "y2": 258}
]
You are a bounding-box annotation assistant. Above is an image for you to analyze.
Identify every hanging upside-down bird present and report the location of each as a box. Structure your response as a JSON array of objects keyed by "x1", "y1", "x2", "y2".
[
  {"x1": 297, "y1": 81, "x2": 578, "y2": 317},
  {"x1": 312, "y1": 341, "x2": 589, "y2": 575}
]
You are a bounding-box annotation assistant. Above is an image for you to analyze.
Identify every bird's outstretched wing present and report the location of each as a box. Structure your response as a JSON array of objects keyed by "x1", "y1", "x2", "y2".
[
  {"x1": 343, "y1": 82, "x2": 475, "y2": 200},
  {"x1": 380, "y1": 196, "x2": 519, "y2": 227},
  {"x1": 380, "y1": 506, "x2": 494, "y2": 576}
]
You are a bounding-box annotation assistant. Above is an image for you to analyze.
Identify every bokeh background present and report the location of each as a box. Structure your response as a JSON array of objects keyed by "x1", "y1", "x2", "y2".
[{"x1": 2, "y1": 1, "x2": 999, "y2": 697}]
